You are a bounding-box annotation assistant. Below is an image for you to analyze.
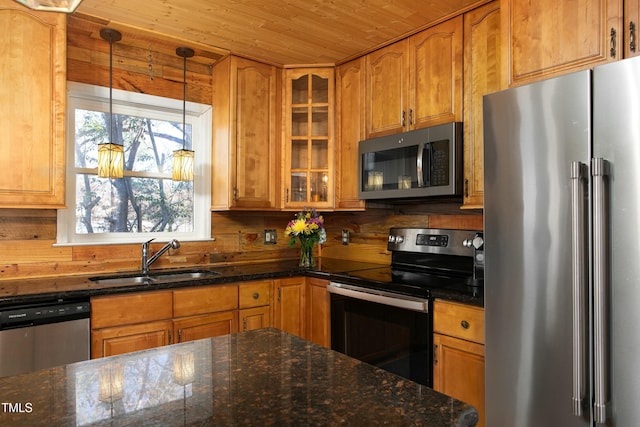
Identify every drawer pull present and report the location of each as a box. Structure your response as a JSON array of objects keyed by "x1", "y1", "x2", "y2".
[
  {"x1": 460, "y1": 320, "x2": 470, "y2": 329},
  {"x1": 253, "y1": 292, "x2": 260, "y2": 300}
]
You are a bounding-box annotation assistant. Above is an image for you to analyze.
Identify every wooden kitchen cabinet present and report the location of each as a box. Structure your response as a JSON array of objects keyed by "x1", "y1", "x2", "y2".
[
  {"x1": 239, "y1": 280, "x2": 272, "y2": 332},
  {"x1": 365, "y1": 17, "x2": 463, "y2": 138},
  {"x1": 173, "y1": 311, "x2": 238, "y2": 343},
  {"x1": 625, "y1": 0, "x2": 640, "y2": 57},
  {"x1": 90, "y1": 291, "x2": 173, "y2": 358},
  {"x1": 173, "y1": 284, "x2": 239, "y2": 341},
  {"x1": 0, "y1": 1, "x2": 66, "y2": 208},
  {"x1": 282, "y1": 68, "x2": 334, "y2": 209},
  {"x1": 502, "y1": 0, "x2": 622, "y2": 85},
  {"x1": 306, "y1": 277, "x2": 331, "y2": 348},
  {"x1": 212, "y1": 55, "x2": 279, "y2": 210},
  {"x1": 91, "y1": 320, "x2": 173, "y2": 359},
  {"x1": 462, "y1": 1, "x2": 503, "y2": 209},
  {"x1": 335, "y1": 58, "x2": 366, "y2": 210},
  {"x1": 433, "y1": 300, "x2": 485, "y2": 427},
  {"x1": 273, "y1": 276, "x2": 306, "y2": 338}
]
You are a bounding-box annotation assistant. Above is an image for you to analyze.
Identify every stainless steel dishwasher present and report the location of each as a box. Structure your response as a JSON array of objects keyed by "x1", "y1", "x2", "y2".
[{"x1": 0, "y1": 298, "x2": 91, "y2": 378}]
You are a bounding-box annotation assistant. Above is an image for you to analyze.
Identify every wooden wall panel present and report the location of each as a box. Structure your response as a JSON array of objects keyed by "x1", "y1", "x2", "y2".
[{"x1": 66, "y1": 16, "x2": 221, "y2": 104}]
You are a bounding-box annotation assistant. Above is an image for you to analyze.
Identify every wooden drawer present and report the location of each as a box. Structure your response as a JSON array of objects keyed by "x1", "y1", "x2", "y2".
[
  {"x1": 91, "y1": 291, "x2": 173, "y2": 329},
  {"x1": 173, "y1": 285, "x2": 238, "y2": 317},
  {"x1": 239, "y1": 280, "x2": 271, "y2": 308},
  {"x1": 433, "y1": 300, "x2": 484, "y2": 344}
]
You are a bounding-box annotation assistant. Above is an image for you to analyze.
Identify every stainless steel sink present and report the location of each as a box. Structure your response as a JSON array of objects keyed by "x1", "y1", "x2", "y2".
[{"x1": 89, "y1": 269, "x2": 219, "y2": 285}]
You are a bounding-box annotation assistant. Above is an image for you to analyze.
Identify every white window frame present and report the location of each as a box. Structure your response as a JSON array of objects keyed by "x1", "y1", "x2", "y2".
[{"x1": 57, "y1": 82, "x2": 212, "y2": 245}]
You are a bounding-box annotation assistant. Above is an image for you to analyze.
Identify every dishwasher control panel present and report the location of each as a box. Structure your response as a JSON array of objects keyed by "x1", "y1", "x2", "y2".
[{"x1": 0, "y1": 300, "x2": 90, "y2": 329}]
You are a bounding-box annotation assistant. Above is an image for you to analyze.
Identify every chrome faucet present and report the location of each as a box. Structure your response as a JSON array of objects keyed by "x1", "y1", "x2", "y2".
[{"x1": 141, "y1": 238, "x2": 180, "y2": 274}]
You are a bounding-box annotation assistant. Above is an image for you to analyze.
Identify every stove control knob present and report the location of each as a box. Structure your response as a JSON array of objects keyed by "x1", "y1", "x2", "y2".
[
  {"x1": 463, "y1": 234, "x2": 484, "y2": 250},
  {"x1": 388, "y1": 235, "x2": 395, "y2": 243},
  {"x1": 396, "y1": 235, "x2": 404, "y2": 243}
]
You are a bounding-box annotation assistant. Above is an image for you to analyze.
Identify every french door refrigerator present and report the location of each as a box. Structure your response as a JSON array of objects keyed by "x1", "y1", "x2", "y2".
[{"x1": 483, "y1": 55, "x2": 640, "y2": 426}]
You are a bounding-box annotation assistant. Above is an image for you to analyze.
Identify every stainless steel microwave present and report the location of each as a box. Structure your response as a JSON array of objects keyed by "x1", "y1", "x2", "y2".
[{"x1": 358, "y1": 122, "x2": 463, "y2": 200}]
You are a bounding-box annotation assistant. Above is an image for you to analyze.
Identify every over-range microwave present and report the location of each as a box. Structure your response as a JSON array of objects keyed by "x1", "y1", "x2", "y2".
[{"x1": 358, "y1": 122, "x2": 463, "y2": 200}]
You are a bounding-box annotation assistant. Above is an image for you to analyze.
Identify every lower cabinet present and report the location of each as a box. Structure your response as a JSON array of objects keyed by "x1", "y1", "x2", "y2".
[
  {"x1": 433, "y1": 300, "x2": 485, "y2": 427},
  {"x1": 90, "y1": 276, "x2": 331, "y2": 358},
  {"x1": 173, "y1": 311, "x2": 238, "y2": 343},
  {"x1": 91, "y1": 320, "x2": 173, "y2": 359},
  {"x1": 91, "y1": 290, "x2": 173, "y2": 359},
  {"x1": 273, "y1": 277, "x2": 306, "y2": 338},
  {"x1": 306, "y1": 277, "x2": 331, "y2": 348}
]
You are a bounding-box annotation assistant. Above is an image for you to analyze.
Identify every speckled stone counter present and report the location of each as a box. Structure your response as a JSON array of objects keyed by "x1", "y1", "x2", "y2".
[
  {"x1": 0, "y1": 258, "x2": 483, "y2": 308},
  {"x1": 0, "y1": 328, "x2": 478, "y2": 426}
]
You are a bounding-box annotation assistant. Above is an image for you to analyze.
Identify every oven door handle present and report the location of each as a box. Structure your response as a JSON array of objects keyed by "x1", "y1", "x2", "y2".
[{"x1": 328, "y1": 282, "x2": 429, "y2": 313}]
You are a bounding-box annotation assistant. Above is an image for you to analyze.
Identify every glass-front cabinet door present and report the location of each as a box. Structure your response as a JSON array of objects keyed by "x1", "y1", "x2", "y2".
[{"x1": 283, "y1": 68, "x2": 334, "y2": 209}]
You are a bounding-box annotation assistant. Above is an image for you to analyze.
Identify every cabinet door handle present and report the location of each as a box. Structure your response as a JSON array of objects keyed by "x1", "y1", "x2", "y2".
[
  {"x1": 460, "y1": 320, "x2": 470, "y2": 329},
  {"x1": 286, "y1": 188, "x2": 289, "y2": 203},
  {"x1": 401, "y1": 110, "x2": 406, "y2": 127},
  {"x1": 409, "y1": 108, "x2": 413, "y2": 126},
  {"x1": 433, "y1": 344, "x2": 438, "y2": 365},
  {"x1": 177, "y1": 329, "x2": 183, "y2": 343},
  {"x1": 610, "y1": 27, "x2": 617, "y2": 58},
  {"x1": 168, "y1": 330, "x2": 172, "y2": 345},
  {"x1": 631, "y1": 22, "x2": 636, "y2": 53},
  {"x1": 253, "y1": 292, "x2": 260, "y2": 300},
  {"x1": 243, "y1": 316, "x2": 247, "y2": 331}
]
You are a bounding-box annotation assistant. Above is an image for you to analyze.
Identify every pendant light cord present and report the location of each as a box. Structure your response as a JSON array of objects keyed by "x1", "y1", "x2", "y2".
[{"x1": 182, "y1": 53, "x2": 187, "y2": 150}]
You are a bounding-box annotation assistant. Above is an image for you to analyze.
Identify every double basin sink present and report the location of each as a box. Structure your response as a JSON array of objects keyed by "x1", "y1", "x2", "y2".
[{"x1": 89, "y1": 269, "x2": 219, "y2": 286}]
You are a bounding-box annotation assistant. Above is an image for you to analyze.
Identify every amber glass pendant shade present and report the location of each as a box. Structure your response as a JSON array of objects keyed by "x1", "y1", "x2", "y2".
[
  {"x1": 98, "y1": 28, "x2": 124, "y2": 179},
  {"x1": 13, "y1": 0, "x2": 83, "y2": 13},
  {"x1": 98, "y1": 143, "x2": 124, "y2": 178},
  {"x1": 172, "y1": 149, "x2": 194, "y2": 182},
  {"x1": 173, "y1": 47, "x2": 195, "y2": 182}
]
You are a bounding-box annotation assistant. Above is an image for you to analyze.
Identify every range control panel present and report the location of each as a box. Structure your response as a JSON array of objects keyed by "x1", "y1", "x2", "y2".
[{"x1": 387, "y1": 228, "x2": 481, "y2": 257}]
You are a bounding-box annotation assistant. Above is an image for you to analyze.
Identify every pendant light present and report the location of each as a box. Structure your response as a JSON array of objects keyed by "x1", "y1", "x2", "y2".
[
  {"x1": 172, "y1": 47, "x2": 195, "y2": 182},
  {"x1": 13, "y1": 0, "x2": 83, "y2": 13},
  {"x1": 98, "y1": 28, "x2": 124, "y2": 179}
]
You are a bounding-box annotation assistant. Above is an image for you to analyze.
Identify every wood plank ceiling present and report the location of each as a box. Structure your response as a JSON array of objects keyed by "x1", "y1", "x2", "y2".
[{"x1": 75, "y1": 0, "x2": 488, "y2": 66}]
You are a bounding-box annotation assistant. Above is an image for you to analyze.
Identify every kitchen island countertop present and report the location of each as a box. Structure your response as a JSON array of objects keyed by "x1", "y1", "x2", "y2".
[{"x1": 0, "y1": 328, "x2": 478, "y2": 426}]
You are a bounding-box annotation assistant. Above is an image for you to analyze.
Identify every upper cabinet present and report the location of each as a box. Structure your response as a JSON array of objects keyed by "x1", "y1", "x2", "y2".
[
  {"x1": 365, "y1": 17, "x2": 463, "y2": 138},
  {"x1": 212, "y1": 56, "x2": 279, "y2": 210},
  {"x1": 335, "y1": 58, "x2": 366, "y2": 210},
  {"x1": 282, "y1": 68, "x2": 335, "y2": 209},
  {"x1": 626, "y1": 0, "x2": 640, "y2": 57},
  {"x1": 503, "y1": 0, "x2": 622, "y2": 85},
  {"x1": 462, "y1": 1, "x2": 503, "y2": 209},
  {"x1": 0, "y1": 1, "x2": 66, "y2": 208}
]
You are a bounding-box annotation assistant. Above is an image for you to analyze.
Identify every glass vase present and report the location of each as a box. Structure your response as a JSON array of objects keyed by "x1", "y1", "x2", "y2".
[{"x1": 299, "y1": 237, "x2": 315, "y2": 268}]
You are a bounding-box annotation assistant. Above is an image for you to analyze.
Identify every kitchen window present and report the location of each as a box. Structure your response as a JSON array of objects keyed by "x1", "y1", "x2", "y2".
[{"x1": 57, "y1": 82, "x2": 211, "y2": 245}]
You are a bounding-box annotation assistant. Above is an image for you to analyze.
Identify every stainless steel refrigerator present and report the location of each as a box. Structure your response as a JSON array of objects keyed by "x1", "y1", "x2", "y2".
[{"x1": 483, "y1": 56, "x2": 640, "y2": 426}]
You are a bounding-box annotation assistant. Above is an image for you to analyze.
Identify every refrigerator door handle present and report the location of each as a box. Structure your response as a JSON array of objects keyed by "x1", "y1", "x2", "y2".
[
  {"x1": 592, "y1": 157, "x2": 611, "y2": 424},
  {"x1": 570, "y1": 161, "x2": 588, "y2": 417}
]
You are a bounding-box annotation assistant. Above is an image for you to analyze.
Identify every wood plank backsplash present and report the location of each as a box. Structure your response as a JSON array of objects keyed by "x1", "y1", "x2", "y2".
[{"x1": 0, "y1": 207, "x2": 481, "y2": 280}]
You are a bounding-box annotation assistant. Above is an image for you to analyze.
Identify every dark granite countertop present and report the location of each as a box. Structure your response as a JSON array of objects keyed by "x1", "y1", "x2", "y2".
[
  {"x1": 0, "y1": 258, "x2": 483, "y2": 308},
  {"x1": 0, "y1": 328, "x2": 478, "y2": 426}
]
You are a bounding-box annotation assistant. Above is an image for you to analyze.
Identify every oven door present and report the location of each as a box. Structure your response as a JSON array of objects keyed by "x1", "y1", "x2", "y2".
[{"x1": 328, "y1": 282, "x2": 432, "y2": 387}]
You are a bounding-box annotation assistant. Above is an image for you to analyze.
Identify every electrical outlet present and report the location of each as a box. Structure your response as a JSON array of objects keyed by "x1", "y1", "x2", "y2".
[
  {"x1": 264, "y1": 229, "x2": 277, "y2": 244},
  {"x1": 341, "y1": 229, "x2": 350, "y2": 245}
]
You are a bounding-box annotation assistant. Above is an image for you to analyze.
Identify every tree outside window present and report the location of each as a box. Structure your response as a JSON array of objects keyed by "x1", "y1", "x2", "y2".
[{"x1": 58, "y1": 83, "x2": 211, "y2": 245}]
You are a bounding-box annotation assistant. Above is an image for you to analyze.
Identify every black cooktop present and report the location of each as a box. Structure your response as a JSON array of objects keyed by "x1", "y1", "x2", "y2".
[{"x1": 330, "y1": 266, "x2": 482, "y2": 299}]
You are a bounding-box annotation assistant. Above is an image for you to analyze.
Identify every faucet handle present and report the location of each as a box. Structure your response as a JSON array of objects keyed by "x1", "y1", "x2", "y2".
[{"x1": 143, "y1": 238, "x2": 155, "y2": 246}]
